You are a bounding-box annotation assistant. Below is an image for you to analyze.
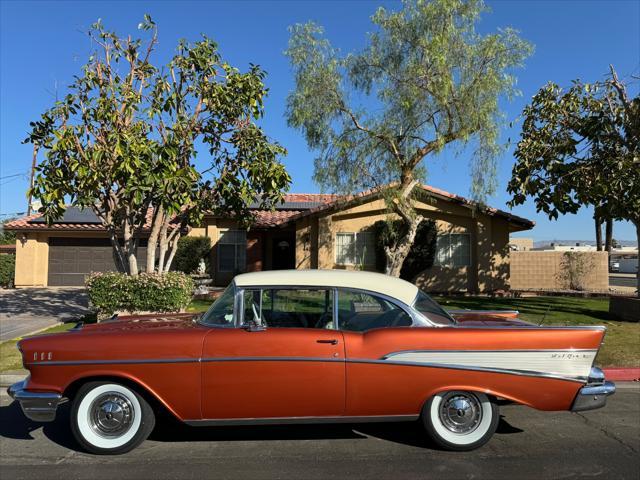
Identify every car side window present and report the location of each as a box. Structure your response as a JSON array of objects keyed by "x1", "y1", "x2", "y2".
[
  {"x1": 337, "y1": 289, "x2": 413, "y2": 332},
  {"x1": 200, "y1": 285, "x2": 236, "y2": 326},
  {"x1": 243, "y1": 288, "x2": 335, "y2": 329}
]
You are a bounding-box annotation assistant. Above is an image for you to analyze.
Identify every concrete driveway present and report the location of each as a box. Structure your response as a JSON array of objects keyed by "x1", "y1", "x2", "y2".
[{"x1": 0, "y1": 288, "x2": 89, "y2": 342}]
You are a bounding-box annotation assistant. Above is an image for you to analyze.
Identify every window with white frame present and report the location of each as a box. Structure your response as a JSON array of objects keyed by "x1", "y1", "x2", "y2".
[
  {"x1": 335, "y1": 232, "x2": 376, "y2": 266},
  {"x1": 435, "y1": 233, "x2": 471, "y2": 267},
  {"x1": 218, "y1": 230, "x2": 247, "y2": 272}
]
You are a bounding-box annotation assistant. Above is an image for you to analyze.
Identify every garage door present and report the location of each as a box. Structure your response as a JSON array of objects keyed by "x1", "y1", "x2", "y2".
[{"x1": 48, "y1": 238, "x2": 148, "y2": 286}]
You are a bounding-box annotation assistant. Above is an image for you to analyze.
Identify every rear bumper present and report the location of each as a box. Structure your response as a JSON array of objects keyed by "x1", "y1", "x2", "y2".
[
  {"x1": 571, "y1": 368, "x2": 616, "y2": 412},
  {"x1": 7, "y1": 380, "x2": 66, "y2": 422}
]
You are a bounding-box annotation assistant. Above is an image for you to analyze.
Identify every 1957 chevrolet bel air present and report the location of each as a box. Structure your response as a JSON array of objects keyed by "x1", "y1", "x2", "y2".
[{"x1": 8, "y1": 270, "x2": 615, "y2": 454}]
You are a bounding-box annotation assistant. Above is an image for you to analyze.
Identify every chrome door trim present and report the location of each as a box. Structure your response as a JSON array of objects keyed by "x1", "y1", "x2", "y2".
[
  {"x1": 184, "y1": 414, "x2": 419, "y2": 426},
  {"x1": 29, "y1": 352, "x2": 589, "y2": 382}
]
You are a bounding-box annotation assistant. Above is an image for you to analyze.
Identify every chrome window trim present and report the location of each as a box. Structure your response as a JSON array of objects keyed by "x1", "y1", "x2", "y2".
[
  {"x1": 336, "y1": 287, "x2": 434, "y2": 328},
  {"x1": 233, "y1": 284, "x2": 433, "y2": 329},
  {"x1": 410, "y1": 291, "x2": 455, "y2": 326}
]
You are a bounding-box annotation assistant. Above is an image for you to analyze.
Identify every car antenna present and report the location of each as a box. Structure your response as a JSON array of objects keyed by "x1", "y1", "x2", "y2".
[{"x1": 538, "y1": 303, "x2": 552, "y2": 326}]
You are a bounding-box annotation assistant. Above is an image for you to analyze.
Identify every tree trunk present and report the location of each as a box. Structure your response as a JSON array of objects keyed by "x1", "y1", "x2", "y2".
[
  {"x1": 108, "y1": 230, "x2": 128, "y2": 274},
  {"x1": 157, "y1": 221, "x2": 169, "y2": 273},
  {"x1": 383, "y1": 179, "x2": 422, "y2": 277},
  {"x1": 594, "y1": 214, "x2": 603, "y2": 251},
  {"x1": 384, "y1": 215, "x2": 423, "y2": 277},
  {"x1": 164, "y1": 232, "x2": 182, "y2": 272},
  {"x1": 122, "y1": 219, "x2": 138, "y2": 276},
  {"x1": 146, "y1": 205, "x2": 164, "y2": 273},
  {"x1": 605, "y1": 218, "x2": 613, "y2": 253}
]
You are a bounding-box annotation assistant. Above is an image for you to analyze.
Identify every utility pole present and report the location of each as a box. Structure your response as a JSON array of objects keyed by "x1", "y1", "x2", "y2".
[{"x1": 27, "y1": 144, "x2": 38, "y2": 215}]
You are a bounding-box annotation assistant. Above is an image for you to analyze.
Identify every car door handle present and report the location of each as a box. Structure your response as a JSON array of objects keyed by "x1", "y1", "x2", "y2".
[{"x1": 316, "y1": 339, "x2": 338, "y2": 345}]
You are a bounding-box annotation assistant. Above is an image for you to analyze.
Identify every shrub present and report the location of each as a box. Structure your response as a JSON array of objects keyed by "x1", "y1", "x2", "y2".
[
  {"x1": 372, "y1": 219, "x2": 437, "y2": 281},
  {"x1": 556, "y1": 251, "x2": 595, "y2": 291},
  {"x1": 86, "y1": 271, "x2": 194, "y2": 316},
  {"x1": 0, "y1": 254, "x2": 15, "y2": 288},
  {"x1": 172, "y1": 236, "x2": 212, "y2": 274}
]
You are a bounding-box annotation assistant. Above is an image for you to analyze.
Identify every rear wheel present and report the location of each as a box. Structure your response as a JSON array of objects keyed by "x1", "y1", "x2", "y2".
[
  {"x1": 422, "y1": 390, "x2": 498, "y2": 451},
  {"x1": 70, "y1": 381, "x2": 155, "y2": 455}
]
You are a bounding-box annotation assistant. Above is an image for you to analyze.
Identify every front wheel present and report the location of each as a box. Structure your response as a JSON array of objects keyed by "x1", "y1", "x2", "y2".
[
  {"x1": 70, "y1": 381, "x2": 155, "y2": 454},
  {"x1": 422, "y1": 390, "x2": 498, "y2": 451}
]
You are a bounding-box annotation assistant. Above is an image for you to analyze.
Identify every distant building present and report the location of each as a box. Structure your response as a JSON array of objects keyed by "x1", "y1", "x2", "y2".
[{"x1": 509, "y1": 237, "x2": 534, "y2": 251}]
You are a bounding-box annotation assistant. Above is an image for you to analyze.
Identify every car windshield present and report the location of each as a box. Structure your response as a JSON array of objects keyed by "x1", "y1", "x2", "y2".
[
  {"x1": 199, "y1": 285, "x2": 235, "y2": 326},
  {"x1": 413, "y1": 291, "x2": 454, "y2": 326}
]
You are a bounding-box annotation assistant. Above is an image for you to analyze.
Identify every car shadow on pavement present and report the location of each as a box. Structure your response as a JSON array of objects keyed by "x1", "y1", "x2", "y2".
[
  {"x1": 1, "y1": 401, "x2": 523, "y2": 453},
  {"x1": 0, "y1": 401, "x2": 78, "y2": 451}
]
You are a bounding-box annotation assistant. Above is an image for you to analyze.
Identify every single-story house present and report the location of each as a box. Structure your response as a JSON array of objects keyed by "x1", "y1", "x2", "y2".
[{"x1": 5, "y1": 185, "x2": 534, "y2": 292}]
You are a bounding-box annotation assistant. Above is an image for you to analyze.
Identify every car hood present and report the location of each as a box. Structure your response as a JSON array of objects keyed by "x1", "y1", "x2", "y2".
[{"x1": 79, "y1": 313, "x2": 201, "y2": 333}]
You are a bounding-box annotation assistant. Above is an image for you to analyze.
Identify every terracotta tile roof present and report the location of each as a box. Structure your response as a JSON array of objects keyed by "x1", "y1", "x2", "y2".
[
  {"x1": 3, "y1": 186, "x2": 533, "y2": 232},
  {"x1": 252, "y1": 209, "x2": 302, "y2": 228},
  {"x1": 272, "y1": 184, "x2": 534, "y2": 229}
]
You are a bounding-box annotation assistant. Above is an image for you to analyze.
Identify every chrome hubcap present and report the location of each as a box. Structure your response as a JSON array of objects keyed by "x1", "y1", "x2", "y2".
[
  {"x1": 439, "y1": 392, "x2": 482, "y2": 434},
  {"x1": 89, "y1": 392, "x2": 134, "y2": 438}
]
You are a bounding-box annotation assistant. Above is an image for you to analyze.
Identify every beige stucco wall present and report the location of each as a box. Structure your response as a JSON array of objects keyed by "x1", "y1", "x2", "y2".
[
  {"x1": 14, "y1": 233, "x2": 49, "y2": 287},
  {"x1": 510, "y1": 251, "x2": 609, "y2": 291},
  {"x1": 303, "y1": 196, "x2": 513, "y2": 293}
]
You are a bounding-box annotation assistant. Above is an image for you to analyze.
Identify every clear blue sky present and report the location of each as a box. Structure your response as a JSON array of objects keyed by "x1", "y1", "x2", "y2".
[{"x1": 1, "y1": 0, "x2": 638, "y2": 241}]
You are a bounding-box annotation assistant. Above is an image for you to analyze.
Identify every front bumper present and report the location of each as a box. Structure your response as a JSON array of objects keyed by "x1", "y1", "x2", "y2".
[
  {"x1": 7, "y1": 380, "x2": 66, "y2": 422},
  {"x1": 571, "y1": 367, "x2": 616, "y2": 412}
]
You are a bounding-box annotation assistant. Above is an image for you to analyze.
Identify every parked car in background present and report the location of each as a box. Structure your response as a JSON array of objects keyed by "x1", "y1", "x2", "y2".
[{"x1": 9, "y1": 270, "x2": 615, "y2": 454}]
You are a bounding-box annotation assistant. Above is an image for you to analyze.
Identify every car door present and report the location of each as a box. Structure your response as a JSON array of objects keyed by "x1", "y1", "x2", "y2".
[
  {"x1": 337, "y1": 288, "x2": 423, "y2": 417},
  {"x1": 201, "y1": 287, "x2": 345, "y2": 420}
]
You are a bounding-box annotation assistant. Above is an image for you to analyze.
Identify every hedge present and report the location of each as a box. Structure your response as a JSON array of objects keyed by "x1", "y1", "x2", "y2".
[
  {"x1": 172, "y1": 236, "x2": 212, "y2": 274},
  {"x1": 86, "y1": 271, "x2": 194, "y2": 316},
  {"x1": 0, "y1": 254, "x2": 15, "y2": 288}
]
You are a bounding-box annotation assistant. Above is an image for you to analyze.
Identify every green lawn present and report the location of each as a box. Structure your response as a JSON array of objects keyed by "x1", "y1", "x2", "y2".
[
  {"x1": 0, "y1": 322, "x2": 76, "y2": 373},
  {"x1": 434, "y1": 296, "x2": 639, "y2": 367}
]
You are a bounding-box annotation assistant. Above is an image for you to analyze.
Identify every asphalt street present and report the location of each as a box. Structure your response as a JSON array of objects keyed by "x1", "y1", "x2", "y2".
[
  {"x1": 609, "y1": 274, "x2": 638, "y2": 289},
  {"x1": 0, "y1": 384, "x2": 638, "y2": 480}
]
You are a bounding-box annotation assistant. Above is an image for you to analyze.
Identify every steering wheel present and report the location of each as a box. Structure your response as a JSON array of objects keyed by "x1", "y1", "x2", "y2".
[{"x1": 314, "y1": 312, "x2": 333, "y2": 329}]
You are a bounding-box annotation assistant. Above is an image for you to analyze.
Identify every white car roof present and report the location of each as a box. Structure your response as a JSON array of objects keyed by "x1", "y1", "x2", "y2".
[{"x1": 233, "y1": 269, "x2": 419, "y2": 306}]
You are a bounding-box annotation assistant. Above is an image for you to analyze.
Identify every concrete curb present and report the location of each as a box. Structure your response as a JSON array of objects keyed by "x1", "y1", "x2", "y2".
[
  {"x1": 603, "y1": 368, "x2": 640, "y2": 382},
  {"x1": 0, "y1": 374, "x2": 26, "y2": 387}
]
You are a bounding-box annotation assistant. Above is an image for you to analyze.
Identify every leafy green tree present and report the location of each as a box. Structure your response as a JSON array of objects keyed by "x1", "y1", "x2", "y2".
[
  {"x1": 285, "y1": 0, "x2": 532, "y2": 276},
  {"x1": 508, "y1": 66, "x2": 639, "y2": 294},
  {"x1": 0, "y1": 219, "x2": 17, "y2": 245},
  {"x1": 27, "y1": 16, "x2": 290, "y2": 275}
]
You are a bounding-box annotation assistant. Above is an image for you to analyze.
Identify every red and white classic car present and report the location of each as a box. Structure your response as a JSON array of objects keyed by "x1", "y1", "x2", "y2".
[{"x1": 9, "y1": 270, "x2": 615, "y2": 454}]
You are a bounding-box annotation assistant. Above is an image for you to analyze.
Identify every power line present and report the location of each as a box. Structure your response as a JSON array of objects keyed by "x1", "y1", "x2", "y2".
[{"x1": 0, "y1": 172, "x2": 28, "y2": 181}]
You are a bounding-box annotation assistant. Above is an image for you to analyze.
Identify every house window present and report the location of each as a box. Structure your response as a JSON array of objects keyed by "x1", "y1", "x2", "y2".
[
  {"x1": 335, "y1": 232, "x2": 376, "y2": 266},
  {"x1": 218, "y1": 230, "x2": 247, "y2": 273},
  {"x1": 435, "y1": 233, "x2": 471, "y2": 267}
]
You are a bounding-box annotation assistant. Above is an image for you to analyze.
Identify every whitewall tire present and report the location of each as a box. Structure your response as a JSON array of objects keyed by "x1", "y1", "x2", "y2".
[
  {"x1": 70, "y1": 381, "x2": 155, "y2": 454},
  {"x1": 422, "y1": 390, "x2": 498, "y2": 451}
]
